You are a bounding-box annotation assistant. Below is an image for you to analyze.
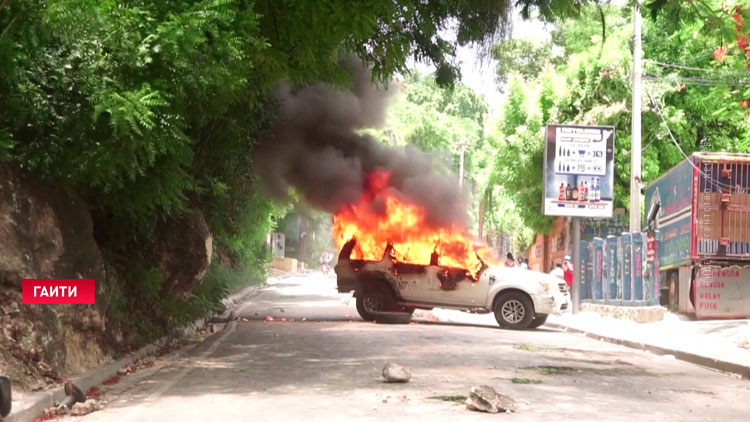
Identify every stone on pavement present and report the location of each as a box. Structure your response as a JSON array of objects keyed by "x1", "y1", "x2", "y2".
[
  {"x1": 382, "y1": 362, "x2": 411, "y2": 383},
  {"x1": 465, "y1": 385, "x2": 517, "y2": 414},
  {"x1": 62, "y1": 381, "x2": 87, "y2": 408}
]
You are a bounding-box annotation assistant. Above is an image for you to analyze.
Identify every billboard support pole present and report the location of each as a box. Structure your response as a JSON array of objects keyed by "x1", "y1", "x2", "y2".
[{"x1": 572, "y1": 217, "x2": 581, "y2": 314}]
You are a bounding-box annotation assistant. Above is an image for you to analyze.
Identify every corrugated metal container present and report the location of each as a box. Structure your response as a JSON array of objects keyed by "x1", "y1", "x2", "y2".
[
  {"x1": 693, "y1": 153, "x2": 750, "y2": 260},
  {"x1": 646, "y1": 152, "x2": 750, "y2": 263}
]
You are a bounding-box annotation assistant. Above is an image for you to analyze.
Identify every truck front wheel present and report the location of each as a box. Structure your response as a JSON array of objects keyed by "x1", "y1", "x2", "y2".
[{"x1": 493, "y1": 292, "x2": 534, "y2": 330}]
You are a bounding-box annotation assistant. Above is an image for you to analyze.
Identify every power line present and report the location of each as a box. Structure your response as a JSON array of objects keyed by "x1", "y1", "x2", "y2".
[
  {"x1": 642, "y1": 48, "x2": 714, "y2": 67},
  {"x1": 644, "y1": 59, "x2": 750, "y2": 78},
  {"x1": 645, "y1": 88, "x2": 740, "y2": 192},
  {"x1": 643, "y1": 59, "x2": 723, "y2": 73},
  {"x1": 643, "y1": 74, "x2": 750, "y2": 86},
  {"x1": 643, "y1": 58, "x2": 750, "y2": 85}
]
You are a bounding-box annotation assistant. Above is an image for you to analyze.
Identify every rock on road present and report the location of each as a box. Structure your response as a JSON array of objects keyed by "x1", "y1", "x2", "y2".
[{"x1": 67, "y1": 272, "x2": 749, "y2": 422}]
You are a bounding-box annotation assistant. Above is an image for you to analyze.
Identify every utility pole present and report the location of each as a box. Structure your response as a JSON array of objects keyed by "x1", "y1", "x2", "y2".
[
  {"x1": 572, "y1": 218, "x2": 581, "y2": 314},
  {"x1": 458, "y1": 140, "x2": 467, "y2": 188},
  {"x1": 630, "y1": 1, "x2": 643, "y2": 232}
]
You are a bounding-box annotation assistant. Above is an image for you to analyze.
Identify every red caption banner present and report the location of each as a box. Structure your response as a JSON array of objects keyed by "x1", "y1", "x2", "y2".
[{"x1": 22, "y1": 279, "x2": 96, "y2": 304}]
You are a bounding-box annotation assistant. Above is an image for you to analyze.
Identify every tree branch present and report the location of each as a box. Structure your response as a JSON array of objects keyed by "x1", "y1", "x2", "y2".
[{"x1": 1, "y1": 16, "x2": 16, "y2": 39}]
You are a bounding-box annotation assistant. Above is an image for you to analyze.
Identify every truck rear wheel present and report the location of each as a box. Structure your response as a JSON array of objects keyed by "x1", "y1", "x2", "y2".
[
  {"x1": 356, "y1": 285, "x2": 395, "y2": 322},
  {"x1": 493, "y1": 292, "x2": 534, "y2": 330}
]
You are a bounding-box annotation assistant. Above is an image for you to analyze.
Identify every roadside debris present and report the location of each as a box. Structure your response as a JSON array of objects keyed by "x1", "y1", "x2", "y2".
[
  {"x1": 38, "y1": 407, "x2": 65, "y2": 420},
  {"x1": 59, "y1": 381, "x2": 86, "y2": 409},
  {"x1": 511, "y1": 377, "x2": 543, "y2": 385},
  {"x1": 465, "y1": 385, "x2": 518, "y2": 414},
  {"x1": 85, "y1": 386, "x2": 102, "y2": 398},
  {"x1": 513, "y1": 344, "x2": 548, "y2": 353},
  {"x1": 70, "y1": 399, "x2": 103, "y2": 416},
  {"x1": 118, "y1": 357, "x2": 154, "y2": 375},
  {"x1": 429, "y1": 395, "x2": 467, "y2": 403},
  {"x1": 103, "y1": 375, "x2": 121, "y2": 385},
  {"x1": 382, "y1": 363, "x2": 411, "y2": 383},
  {"x1": 378, "y1": 394, "x2": 410, "y2": 404}
]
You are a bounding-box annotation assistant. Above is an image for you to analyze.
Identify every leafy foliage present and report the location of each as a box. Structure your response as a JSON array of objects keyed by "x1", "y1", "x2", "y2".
[
  {"x1": 492, "y1": 38, "x2": 562, "y2": 90},
  {"x1": 487, "y1": 1, "x2": 750, "y2": 241},
  {"x1": 2, "y1": 0, "x2": 556, "y2": 343},
  {"x1": 487, "y1": 76, "x2": 553, "y2": 244}
]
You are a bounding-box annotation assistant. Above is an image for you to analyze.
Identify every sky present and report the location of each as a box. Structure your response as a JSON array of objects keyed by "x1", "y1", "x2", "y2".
[
  {"x1": 408, "y1": 10, "x2": 552, "y2": 115},
  {"x1": 454, "y1": 13, "x2": 551, "y2": 114},
  {"x1": 456, "y1": 1, "x2": 630, "y2": 113}
]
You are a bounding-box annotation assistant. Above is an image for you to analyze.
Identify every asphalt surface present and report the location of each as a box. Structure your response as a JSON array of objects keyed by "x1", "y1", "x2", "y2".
[{"x1": 61, "y1": 272, "x2": 750, "y2": 422}]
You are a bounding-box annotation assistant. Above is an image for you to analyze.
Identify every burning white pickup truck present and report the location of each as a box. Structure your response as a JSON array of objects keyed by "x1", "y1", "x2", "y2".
[{"x1": 335, "y1": 239, "x2": 571, "y2": 330}]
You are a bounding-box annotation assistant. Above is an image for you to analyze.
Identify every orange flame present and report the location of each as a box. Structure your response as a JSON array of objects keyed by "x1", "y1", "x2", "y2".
[{"x1": 333, "y1": 170, "x2": 499, "y2": 277}]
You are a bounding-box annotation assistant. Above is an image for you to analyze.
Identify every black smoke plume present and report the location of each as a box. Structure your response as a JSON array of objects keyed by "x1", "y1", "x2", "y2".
[{"x1": 254, "y1": 58, "x2": 468, "y2": 228}]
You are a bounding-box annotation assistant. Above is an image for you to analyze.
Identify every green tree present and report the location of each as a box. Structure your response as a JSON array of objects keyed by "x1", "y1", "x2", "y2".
[
  {"x1": 492, "y1": 38, "x2": 561, "y2": 90},
  {"x1": 4, "y1": 0, "x2": 582, "y2": 341},
  {"x1": 487, "y1": 76, "x2": 552, "y2": 243},
  {"x1": 487, "y1": 1, "x2": 750, "y2": 241}
]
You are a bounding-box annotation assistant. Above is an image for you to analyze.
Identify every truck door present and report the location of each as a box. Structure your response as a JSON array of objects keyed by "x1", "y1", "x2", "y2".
[{"x1": 397, "y1": 266, "x2": 490, "y2": 307}]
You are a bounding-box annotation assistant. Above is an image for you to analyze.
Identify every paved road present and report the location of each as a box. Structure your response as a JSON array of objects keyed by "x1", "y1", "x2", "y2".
[{"x1": 69, "y1": 272, "x2": 749, "y2": 422}]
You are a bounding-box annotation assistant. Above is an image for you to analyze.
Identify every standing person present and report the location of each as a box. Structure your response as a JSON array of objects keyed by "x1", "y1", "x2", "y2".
[
  {"x1": 522, "y1": 258, "x2": 529, "y2": 269},
  {"x1": 562, "y1": 255, "x2": 574, "y2": 288},
  {"x1": 550, "y1": 261, "x2": 564, "y2": 279}
]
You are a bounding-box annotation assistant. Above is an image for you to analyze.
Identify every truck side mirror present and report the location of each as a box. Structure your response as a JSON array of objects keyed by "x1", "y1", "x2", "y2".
[
  {"x1": 646, "y1": 201, "x2": 661, "y2": 228},
  {"x1": 0, "y1": 376, "x2": 11, "y2": 418}
]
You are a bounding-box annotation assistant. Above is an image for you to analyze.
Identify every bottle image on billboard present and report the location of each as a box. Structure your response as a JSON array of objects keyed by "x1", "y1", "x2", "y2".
[
  {"x1": 579, "y1": 181, "x2": 586, "y2": 202},
  {"x1": 559, "y1": 183, "x2": 566, "y2": 201},
  {"x1": 595, "y1": 177, "x2": 601, "y2": 202},
  {"x1": 566, "y1": 184, "x2": 572, "y2": 201},
  {"x1": 583, "y1": 181, "x2": 589, "y2": 201},
  {"x1": 591, "y1": 178, "x2": 597, "y2": 202}
]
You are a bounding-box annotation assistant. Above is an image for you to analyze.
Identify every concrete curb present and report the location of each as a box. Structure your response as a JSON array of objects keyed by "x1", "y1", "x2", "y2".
[
  {"x1": 545, "y1": 322, "x2": 750, "y2": 380},
  {"x1": 6, "y1": 279, "x2": 271, "y2": 422},
  {"x1": 7, "y1": 339, "x2": 166, "y2": 422}
]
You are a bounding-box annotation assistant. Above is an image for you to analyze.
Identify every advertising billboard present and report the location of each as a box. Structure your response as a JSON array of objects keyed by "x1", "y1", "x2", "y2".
[{"x1": 543, "y1": 125, "x2": 615, "y2": 218}]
